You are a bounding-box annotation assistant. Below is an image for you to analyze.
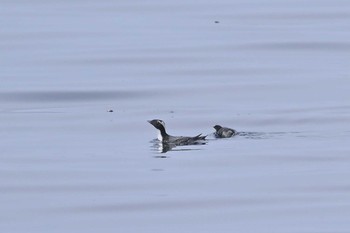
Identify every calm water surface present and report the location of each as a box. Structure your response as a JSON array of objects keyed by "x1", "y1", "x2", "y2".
[{"x1": 1, "y1": 0, "x2": 350, "y2": 232}]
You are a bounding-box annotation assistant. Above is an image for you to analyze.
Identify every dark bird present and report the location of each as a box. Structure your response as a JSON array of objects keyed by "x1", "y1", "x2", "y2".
[
  {"x1": 148, "y1": 119, "x2": 206, "y2": 145},
  {"x1": 213, "y1": 125, "x2": 237, "y2": 138}
]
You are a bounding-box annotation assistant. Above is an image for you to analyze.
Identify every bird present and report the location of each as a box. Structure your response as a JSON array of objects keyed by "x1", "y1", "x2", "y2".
[
  {"x1": 213, "y1": 125, "x2": 237, "y2": 138},
  {"x1": 148, "y1": 119, "x2": 206, "y2": 145}
]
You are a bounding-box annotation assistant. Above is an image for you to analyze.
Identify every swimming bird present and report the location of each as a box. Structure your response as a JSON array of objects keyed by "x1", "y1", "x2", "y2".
[
  {"x1": 148, "y1": 119, "x2": 206, "y2": 145},
  {"x1": 213, "y1": 125, "x2": 237, "y2": 138}
]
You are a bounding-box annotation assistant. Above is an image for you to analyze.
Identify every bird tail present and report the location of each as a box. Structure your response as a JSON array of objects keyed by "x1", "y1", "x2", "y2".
[{"x1": 195, "y1": 134, "x2": 207, "y2": 140}]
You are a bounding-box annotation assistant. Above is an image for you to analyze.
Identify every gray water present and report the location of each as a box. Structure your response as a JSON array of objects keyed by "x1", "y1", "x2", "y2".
[{"x1": 1, "y1": 0, "x2": 350, "y2": 232}]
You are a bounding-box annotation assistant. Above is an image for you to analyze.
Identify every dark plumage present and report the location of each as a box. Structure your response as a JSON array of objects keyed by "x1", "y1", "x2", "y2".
[
  {"x1": 148, "y1": 119, "x2": 206, "y2": 145},
  {"x1": 213, "y1": 125, "x2": 237, "y2": 138}
]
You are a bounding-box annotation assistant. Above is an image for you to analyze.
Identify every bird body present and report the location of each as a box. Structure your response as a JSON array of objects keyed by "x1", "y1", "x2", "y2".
[
  {"x1": 213, "y1": 125, "x2": 237, "y2": 138},
  {"x1": 148, "y1": 119, "x2": 206, "y2": 145}
]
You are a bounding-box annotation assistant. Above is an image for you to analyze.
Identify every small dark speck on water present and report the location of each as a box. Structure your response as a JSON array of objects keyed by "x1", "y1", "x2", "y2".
[
  {"x1": 214, "y1": 21, "x2": 220, "y2": 23},
  {"x1": 108, "y1": 109, "x2": 114, "y2": 112}
]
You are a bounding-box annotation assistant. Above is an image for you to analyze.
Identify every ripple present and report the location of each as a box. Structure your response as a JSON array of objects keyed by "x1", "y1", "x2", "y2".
[
  {"x1": 235, "y1": 131, "x2": 302, "y2": 140},
  {"x1": 242, "y1": 42, "x2": 350, "y2": 51},
  {"x1": 0, "y1": 90, "x2": 158, "y2": 103},
  {"x1": 52, "y1": 195, "x2": 318, "y2": 214}
]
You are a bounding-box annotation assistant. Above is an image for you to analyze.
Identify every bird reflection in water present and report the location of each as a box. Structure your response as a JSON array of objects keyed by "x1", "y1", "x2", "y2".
[{"x1": 150, "y1": 139, "x2": 206, "y2": 154}]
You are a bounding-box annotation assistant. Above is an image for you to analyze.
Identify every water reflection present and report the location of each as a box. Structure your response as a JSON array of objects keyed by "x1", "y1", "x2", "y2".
[
  {"x1": 150, "y1": 131, "x2": 303, "y2": 154},
  {"x1": 150, "y1": 139, "x2": 206, "y2": 154}
]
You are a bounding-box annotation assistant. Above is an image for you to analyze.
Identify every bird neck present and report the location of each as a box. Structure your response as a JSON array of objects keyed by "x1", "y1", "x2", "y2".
[{"x1": 158, "y1": 125, "x2": 168, "y2": 140}]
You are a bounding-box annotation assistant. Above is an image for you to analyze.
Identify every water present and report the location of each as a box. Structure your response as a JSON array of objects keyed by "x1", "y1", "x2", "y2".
[{"x1": 1, "y1": 0, "x2": 350, "y2": 232}]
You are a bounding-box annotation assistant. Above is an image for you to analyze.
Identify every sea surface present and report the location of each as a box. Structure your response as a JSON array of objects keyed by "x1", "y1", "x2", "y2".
[{"x1": 1, "y1": 0, "x2": 350, "y2": 232}]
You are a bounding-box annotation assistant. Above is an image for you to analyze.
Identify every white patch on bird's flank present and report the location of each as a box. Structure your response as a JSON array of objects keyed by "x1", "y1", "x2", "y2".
[
  {"x1": 158, "y1": 141, "x2": 163, "y2": 152},
  {"x1": 157, "y1": 131, "x2": 163, "y2": 141}
]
